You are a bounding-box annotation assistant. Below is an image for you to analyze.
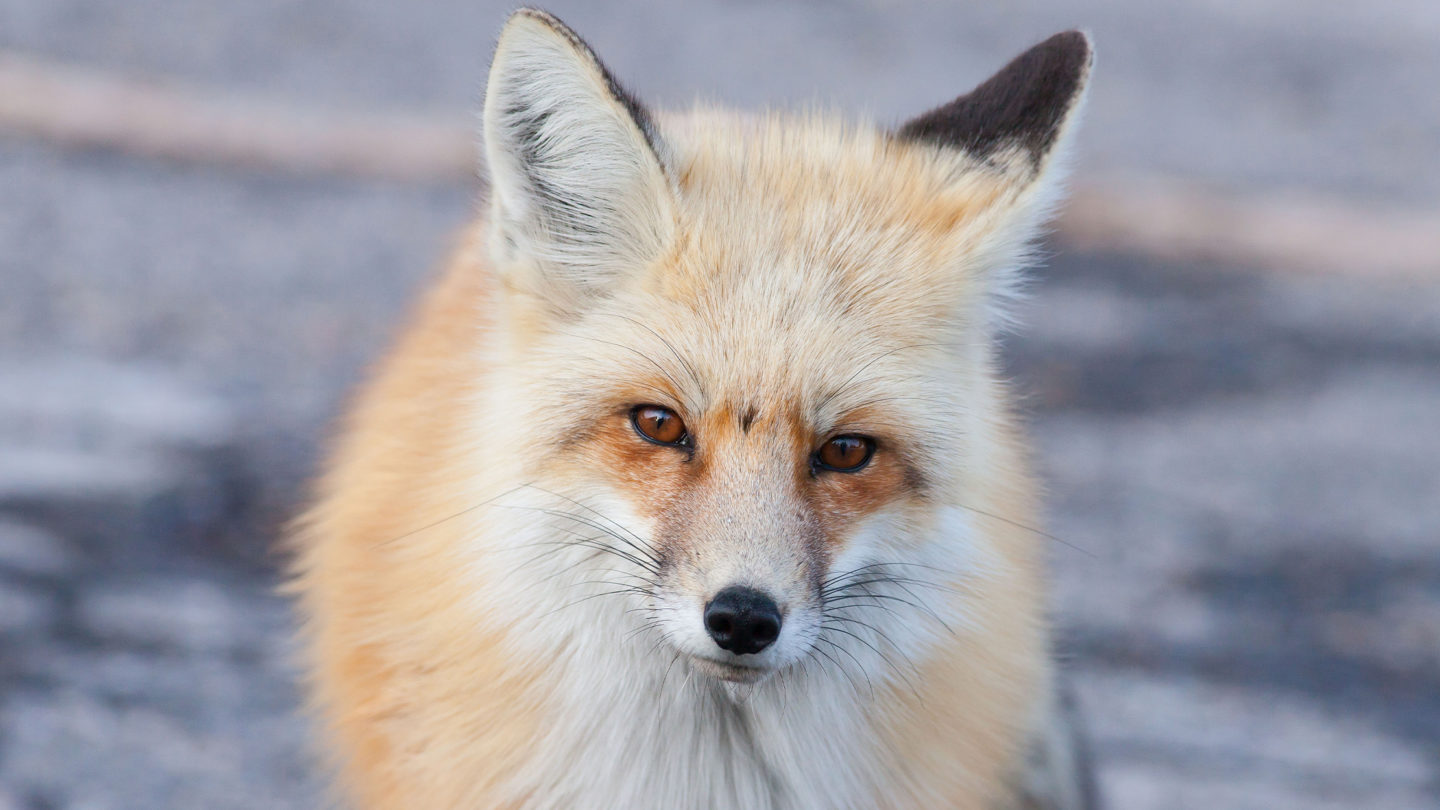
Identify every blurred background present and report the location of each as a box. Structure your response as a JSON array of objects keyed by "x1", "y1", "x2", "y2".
[{"x1": 1, "y1": 1, "x2": 1437, "y2": 807}]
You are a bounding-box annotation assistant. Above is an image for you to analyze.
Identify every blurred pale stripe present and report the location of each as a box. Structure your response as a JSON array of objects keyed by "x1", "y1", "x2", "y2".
[
  {"x1": 0, "y1": 51, "x2": 474, "y2": 182},
  {"x1": 3, "y1": 51, "x2": 1435, "y2": 279},
  {"x1": 1065, "y1": 180, "x2": 1440, "y2": 279}
]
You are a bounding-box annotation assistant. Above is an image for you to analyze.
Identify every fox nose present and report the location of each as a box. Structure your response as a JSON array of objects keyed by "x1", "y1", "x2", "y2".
[{"x1": 704, "y1": 586, "x2": 782, "y2": 655}]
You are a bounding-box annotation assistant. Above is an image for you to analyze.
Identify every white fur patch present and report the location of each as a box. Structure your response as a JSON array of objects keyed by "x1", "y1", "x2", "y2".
[{"x1": 458, "y1": 472, "x2": 997, "y2": 809}]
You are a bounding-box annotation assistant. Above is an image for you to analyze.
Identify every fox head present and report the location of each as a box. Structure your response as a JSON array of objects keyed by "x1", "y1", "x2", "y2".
[{"x1": 478, "y1": 10, "x2": 1090, "y2": 687}]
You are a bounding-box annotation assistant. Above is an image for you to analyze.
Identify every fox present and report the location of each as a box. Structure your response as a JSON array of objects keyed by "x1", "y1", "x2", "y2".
[{"x1": 290, "y1": 8, "x2": 1095, "y2": 810}]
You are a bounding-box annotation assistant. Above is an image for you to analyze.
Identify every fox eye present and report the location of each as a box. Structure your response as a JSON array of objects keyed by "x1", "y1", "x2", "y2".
[
  {"x1": 631, "y1": 405, "x2": 689, "y2": 446},
  {"x1": 814, "y1": 435, "x2": 875, "y2": 473}
]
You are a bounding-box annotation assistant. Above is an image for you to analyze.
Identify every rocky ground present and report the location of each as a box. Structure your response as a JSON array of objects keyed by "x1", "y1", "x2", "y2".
[{"x1": 1, "y1": 1, "x2": 1438, "y2": 808}]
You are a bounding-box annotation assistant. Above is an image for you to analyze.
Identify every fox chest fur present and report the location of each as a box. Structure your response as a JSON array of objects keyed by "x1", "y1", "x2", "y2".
[{"x1": 291, "y1": 9, "x2": 1094, "y2": 810}]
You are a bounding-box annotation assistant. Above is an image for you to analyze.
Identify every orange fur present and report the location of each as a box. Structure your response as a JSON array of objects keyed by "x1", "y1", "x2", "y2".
[
  {"x1": 291, "y1": 228, "x2": 549, "y2": 807},
  {"x1": 291, "y1": 10, "x2": 1092, "y2": 809}
]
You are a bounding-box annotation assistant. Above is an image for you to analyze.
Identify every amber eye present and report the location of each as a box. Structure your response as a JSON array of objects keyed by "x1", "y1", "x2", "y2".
[
  {"x1": 631, "y1": 405, "x2": 689, "y2": 446},
  {"x1": 815, "y1": 435, "x2": 875, "y2": 472}
]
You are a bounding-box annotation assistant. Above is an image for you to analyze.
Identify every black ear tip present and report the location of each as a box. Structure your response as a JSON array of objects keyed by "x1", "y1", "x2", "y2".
[
  {"x1": 896, "y1": 28, "x2": 1094, "y2": 162},
  {"x1": 1009, "y1": 29, "x2": 1093, "y2": 94},
  {"x1": 1048, "y1": 29, "x2": 1092, "y2": 55},
  {"x1": 1038, "y1": 29, "x2": 1094, "y2": 75}
]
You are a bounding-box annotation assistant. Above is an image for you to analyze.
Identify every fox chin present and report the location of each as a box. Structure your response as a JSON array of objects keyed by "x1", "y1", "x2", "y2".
[{"x1": 290, "y1": 8, "x2": 1097, "y2": 810}]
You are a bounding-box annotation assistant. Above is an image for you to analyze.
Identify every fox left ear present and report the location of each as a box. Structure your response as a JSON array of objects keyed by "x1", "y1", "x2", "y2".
[
  {"x1": 482, "y1": 9, "x2": 674, "y2": 311},
  {"x1": 898, "y1": 30, "x2": 1093, "y2": 180}
]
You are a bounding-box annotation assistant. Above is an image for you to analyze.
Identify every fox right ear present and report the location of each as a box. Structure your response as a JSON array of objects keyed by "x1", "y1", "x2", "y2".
[
  {"x1": 482, "y1": 9, "x2": 673, "y2": 310},
  {"x1": 898, "y1": 31, "x2": 1092, "y2": 181}
]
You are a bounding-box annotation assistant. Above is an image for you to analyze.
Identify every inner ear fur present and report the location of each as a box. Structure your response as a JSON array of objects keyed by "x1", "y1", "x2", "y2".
[{"x1": 482, "y1": 8, "x2": 674, "y2": 308}]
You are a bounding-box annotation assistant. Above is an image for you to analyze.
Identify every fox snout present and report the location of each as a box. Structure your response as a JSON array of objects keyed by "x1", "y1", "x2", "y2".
[{"x1": 650, "y1": 510, "x2": 824, "y2": 677}]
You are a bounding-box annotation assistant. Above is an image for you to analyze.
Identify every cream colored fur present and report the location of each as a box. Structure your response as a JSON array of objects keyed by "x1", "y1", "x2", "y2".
[{"x1": 291, "y1": 9, "x2": 1093, "y2": 809}]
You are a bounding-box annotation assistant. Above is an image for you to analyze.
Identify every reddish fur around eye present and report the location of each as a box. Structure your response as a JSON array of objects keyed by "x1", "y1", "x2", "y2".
[
  {"x1": 631, "y1": 405, "x2": 688, "y2": 445},
  {"x1": 817, "y1": 435, "x2": 874, "y2": 472}
]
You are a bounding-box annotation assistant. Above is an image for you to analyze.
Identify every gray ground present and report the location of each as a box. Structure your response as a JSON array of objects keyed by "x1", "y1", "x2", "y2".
[{"x1": 1, "y1": 1, "x2": 1437, "y2": 808}]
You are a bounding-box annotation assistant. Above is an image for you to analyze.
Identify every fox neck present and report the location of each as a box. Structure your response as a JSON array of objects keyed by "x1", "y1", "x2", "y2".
[
  {"x1": 520, "y1": 637, "x2": 872, "y2": 810},
  {"x1": 501, "y1": 596, "x2": 880, "y2": 810}
]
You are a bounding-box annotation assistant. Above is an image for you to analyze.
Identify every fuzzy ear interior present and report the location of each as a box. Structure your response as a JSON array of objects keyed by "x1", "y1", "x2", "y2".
[
  {"x1": 898, "y1": 32, "x2": 1093, "y2": 325},
  {"x1": 898, "y1": 30, "x2": 1092, "y2": 177},
  {"x1": 483, "y1": 9, "x2": 673, "y2": 308}
]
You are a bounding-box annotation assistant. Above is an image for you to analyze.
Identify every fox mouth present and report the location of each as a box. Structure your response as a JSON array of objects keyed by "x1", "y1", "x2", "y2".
[{"x1": 688, "y1": 655, "x2": 772, "y2": 684}]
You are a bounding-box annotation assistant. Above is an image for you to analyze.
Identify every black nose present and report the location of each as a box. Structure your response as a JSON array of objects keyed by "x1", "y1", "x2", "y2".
[{"x1": 704, "y1": 586, "x2": 782, "y2": 655}]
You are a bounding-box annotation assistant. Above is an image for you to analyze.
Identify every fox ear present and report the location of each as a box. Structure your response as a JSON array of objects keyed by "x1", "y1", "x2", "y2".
[
  {"x1": 899, "y1": 32, "x2": 1092, "y2": 323},
  {"x1": 897, "y1": 30, "x2": 1092, "y2": 178},
  {"x1": 482, "y1": 9, "x2": 673, "y2": 308}
]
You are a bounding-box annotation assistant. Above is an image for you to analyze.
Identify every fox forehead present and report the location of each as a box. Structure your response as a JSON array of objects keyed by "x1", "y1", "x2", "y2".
[
  {"x1": 576, "y1": 113, "x2": 1008, "y2": 404},
  {"x1": 656, "y1": 110, "x2": 1009, "y2": 306},
  {"x1": 548, "y1": 288, "x2": 965, "y2": 442}
]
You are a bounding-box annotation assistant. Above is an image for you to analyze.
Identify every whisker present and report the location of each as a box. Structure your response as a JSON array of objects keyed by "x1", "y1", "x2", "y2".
[
  {"x1": 660, "y1": 651, "x2": 682, "y2": 693},
  {"x1": 373, "y1": 482, "x2": 532, "y2": 548},
  {"x1": 820, "y1": 561, "x2": 950, "y2": 590},
  {"x1": 827, "y1": 587, "x2": 956, "y2": 636},
  {"x1": 499, "y1": 505, "x2": 660, "y2": 573},
  {"x1": 816, "y1": 342, "x2": 972, "y2": 413},
  {"x1": 823, "y1": 592, "x2": 928, "y2": 611},
  {"x1": 625, "y1": 619, "x2": 664, "y2": 643},
  {"x1": 607, "y1": 313, "x2": 706, "y2": 400},
  {"x1": 542, "y1": 587, "x2": 651, "y2": 619},
  {"x1": 555, "y1": 330, "x2": 690, "y2": 402},
  {"x1": 951, "y1": 501, "x2": 1094, "y2": 557},
  {"x1": 526, "y1": 538, "x2": 645, "y2": 585},
  {"x1": 822, "y1": 573, "x2": 952, "y2": 597},
  {"x1": 505, "y1": 503, "x2": 661, "y2": 568},
  {"x1": 815, "y1": 636, "x2": 874, "y2": 697},
  {"x1": 811, "y1": 639, "x2": 870, "y2": 699},
  {"x1": 577, "y1": 578, "x2": 653, "y2": 594},
  {"x1": 525, "y1": 535, "x2": 657, "y2": 576},
  {"x1": 820, "y1": 622, "x2": 904, "y2": 674},
  {"x1": 819, "y1": 619, "x2": 923, "y2": 703},
  {"x1": 519, "y1": 484, "x2": 662, "y2": 565},
  {"x1": 823, "y1": 603, "x2": 902, "y2": 624}
]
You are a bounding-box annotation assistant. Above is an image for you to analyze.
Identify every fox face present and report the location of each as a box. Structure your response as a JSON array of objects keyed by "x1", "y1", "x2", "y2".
[{"x1": 480, "y1": 10, "x2": 1090, "y2": 690}]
